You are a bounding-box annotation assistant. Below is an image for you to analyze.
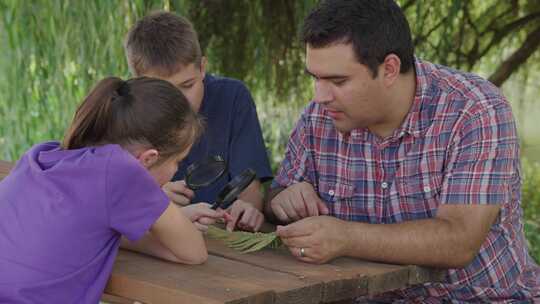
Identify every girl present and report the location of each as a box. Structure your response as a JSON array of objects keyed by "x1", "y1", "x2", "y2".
[{"x1": 0, "y1": 77, "x2": 224, "y2": 303}]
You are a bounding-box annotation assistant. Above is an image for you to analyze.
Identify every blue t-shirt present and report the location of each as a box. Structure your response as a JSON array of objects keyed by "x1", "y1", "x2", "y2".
[
  {"x1": 0, "y1": 142, "x2": 169, "y2": 303},
  {"x1": 173, "y1": 74, "x2": 272, "y2": 203}
]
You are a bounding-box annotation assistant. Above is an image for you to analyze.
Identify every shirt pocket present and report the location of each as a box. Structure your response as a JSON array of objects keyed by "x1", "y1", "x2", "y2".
[
  {"x1": 318, "y1": 180, "x2": 357, "y2": 220},
  {"x1": 395, "y1": 173, "x2": 442, "y2": 220}
]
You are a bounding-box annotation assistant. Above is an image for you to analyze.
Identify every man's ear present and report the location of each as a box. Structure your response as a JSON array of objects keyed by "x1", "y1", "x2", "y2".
[
  {"x1": 381, "y1": 53, "x2": 401, "y2": 87},
  {"x1": 136, "y1": 149, "x2": 160, "y2": 169}
]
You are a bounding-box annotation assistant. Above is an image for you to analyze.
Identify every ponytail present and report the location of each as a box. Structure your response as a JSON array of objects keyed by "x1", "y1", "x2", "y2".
[
  {"x1": 62, "y1": 77, "x2": 125, "y2": 149},
  {"x1": 62, "y1": 76, "x2": 202, "y2": 159}
]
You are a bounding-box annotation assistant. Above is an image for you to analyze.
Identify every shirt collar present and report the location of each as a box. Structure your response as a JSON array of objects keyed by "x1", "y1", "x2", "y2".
[{"x1": 398, "y1": 57, "x2": 438, "y2": 139}]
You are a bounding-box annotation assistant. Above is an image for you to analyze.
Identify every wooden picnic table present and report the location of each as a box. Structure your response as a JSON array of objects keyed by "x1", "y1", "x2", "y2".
[{"x1": 0, "y1": 159, "x2": 444, "y2": 304}]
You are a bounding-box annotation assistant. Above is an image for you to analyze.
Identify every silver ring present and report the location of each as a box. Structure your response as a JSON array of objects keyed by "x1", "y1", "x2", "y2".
[{"x1": 300, "y1": 247, "x2": 305, "y2": 257}]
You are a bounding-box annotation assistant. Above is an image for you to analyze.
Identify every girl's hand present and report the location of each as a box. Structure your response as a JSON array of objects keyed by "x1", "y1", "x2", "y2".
[
  {"x1": 162, "y1": 180, "x2": 194, "y2": 206},
  {"x1": 225, "y1": 200, "x2": 264, "y2": 232},
  {"x1": 181, "y1": 203, "x2": 231, "y2": 232}
]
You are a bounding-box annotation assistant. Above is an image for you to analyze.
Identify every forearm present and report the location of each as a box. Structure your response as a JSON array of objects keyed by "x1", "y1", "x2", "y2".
[
  {"x1": 344, "y1": 218, "x2": 478, "y2": 268},
  {"x1": 120, "y1": 234, "x2": 180, "y2": 263}
]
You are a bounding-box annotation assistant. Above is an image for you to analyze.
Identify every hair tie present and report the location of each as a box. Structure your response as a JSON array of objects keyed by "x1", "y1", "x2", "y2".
[{"x1": 116, "y1": 81, "x2": 130, "y2": 97}]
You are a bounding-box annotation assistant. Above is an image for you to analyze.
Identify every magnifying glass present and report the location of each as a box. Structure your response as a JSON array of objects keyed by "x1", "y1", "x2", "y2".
[
  {"x1": 210, "y1": 168, "x2": 256, "y2": 210},
  {"x1": 183, "y1": 155, "x2": 256, "y2": 209},
  {"x1": 184, "y1": 155, "x2": 227, "y2": 190}
]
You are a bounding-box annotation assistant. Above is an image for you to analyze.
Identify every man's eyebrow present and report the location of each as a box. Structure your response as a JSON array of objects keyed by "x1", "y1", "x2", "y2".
[{"x1": 304, "y1": 68, "x2": 348, "y2": 80}]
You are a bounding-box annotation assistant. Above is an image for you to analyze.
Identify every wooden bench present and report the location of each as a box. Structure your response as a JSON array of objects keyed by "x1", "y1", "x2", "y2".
[{"x1": 0, "y1": 159, "x2": 444, "y2": 303}]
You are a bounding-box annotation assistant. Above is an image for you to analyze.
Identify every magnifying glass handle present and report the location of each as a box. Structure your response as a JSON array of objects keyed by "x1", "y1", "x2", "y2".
[{"x1": 210, "y1": 198, "x2": 234, "y2": 210}]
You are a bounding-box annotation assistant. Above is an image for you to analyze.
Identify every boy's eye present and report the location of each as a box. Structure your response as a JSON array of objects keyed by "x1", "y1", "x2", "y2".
[
  {"x1": 180, "y1": 83, "x2": 194, "y2": 89},
  {"x1": 332, "y1": 79, "x2": 347, "y2": 86}
]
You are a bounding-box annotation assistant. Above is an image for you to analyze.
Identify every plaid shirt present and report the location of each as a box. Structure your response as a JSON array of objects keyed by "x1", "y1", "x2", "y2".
[{"x1": 272, "y1": 58, "x2": 540, "y2": 303}]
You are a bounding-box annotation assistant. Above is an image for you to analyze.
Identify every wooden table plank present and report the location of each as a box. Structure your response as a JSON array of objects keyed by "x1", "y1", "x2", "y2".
[
  {"x1": 407, "y1": 265, "x2": 445, "y2": 286},
  {"x1": 109, "y1": 250, "x2": 323, "y2": 304},
  {"x1": 101, "y1": 293, "x2": 143, "y2": 304},
  {"x1": 206, "y1": 238, "x2": 418, "y2": 303},
  {"x1": 328, "y1": 257, "x2": 409, "y2": 297}
]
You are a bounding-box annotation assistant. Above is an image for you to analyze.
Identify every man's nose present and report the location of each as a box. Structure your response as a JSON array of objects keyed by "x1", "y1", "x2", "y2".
[{"x1": 313, "y1": 80, "x2": 333, "y2": 104}]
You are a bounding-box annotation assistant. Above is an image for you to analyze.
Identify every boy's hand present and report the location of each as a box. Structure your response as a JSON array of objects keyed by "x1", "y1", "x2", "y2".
[
  {"x1": 181, "y1": 203, "x2": 230, "y2": 232},
  {"x1": 163, "y1": 180, "x2": 194, "y2": 206},
  {"x1": 226, "y1": 200, "x2": 264, "y2": 232}
]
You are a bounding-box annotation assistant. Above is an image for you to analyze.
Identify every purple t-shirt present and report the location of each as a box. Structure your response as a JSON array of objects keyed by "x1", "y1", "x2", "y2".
[{"x1": 0, "y1": 142, "x2": 169, "y2": 303}]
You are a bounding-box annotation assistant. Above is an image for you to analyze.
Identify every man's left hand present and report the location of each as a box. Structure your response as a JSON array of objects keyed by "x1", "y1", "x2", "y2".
[{"x1": 276, "y1": 216, "x2": 350, "y2": 264}]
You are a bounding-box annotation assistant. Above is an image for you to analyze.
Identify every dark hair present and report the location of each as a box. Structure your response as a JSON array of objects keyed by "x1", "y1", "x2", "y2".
[
  {"x1": 62, "y1": 77, "x2": 203, "y2": 161},
  {"x1": 302, "y1": 0, "x2": 414, "y2": 78},
  {"x1": 124, "y1": 11, "x2": 202, "y2": 77}
]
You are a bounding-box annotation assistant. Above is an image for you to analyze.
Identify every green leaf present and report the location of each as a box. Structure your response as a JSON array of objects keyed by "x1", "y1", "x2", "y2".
[{"x1": 207, "y1": 225, "x2": 283, "y2": 253}]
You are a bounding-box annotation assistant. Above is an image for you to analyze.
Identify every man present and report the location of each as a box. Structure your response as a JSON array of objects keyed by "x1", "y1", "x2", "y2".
[
  {"x1": 125, "y1": 12, "x2": 272, "y2": 232},
  {"x1": 266, "y1": 0, "x2": 540, "y2": 302}
]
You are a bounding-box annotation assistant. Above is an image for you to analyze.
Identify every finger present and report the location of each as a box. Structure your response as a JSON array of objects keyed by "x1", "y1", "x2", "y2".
[
  {"x1": 280, "y1": 197, "x2": 300, "y2": 222},
  {"x1": 275, "y1": 222, "x2": 313, "y2": 238},
  {"x1": 317, "y1": 200, "x2": 329, "y2": 215},
  {"x1": 292, "y1": 197, "x2": 308, "y2": 219},
  {"x1": 197, "y1": 216, "x2": 217, "y2": 225},
  {"x1": 191, "y1": 205, "x2": 223, "y2": 219},
  {"x1": 253, "y1": 214, "x2": 263, "y2": 232},
  {"x1": 249, "y1": 212, "x2": 263, "y2": 231},
  {"x1": 227, "y1": 207, "x2": 243, "y2": 232},
  {"x1": 194, "y1": 222, "x2": 208, "y2": 233},
  {"x1": 280, "y1": 235, "x2": 314, "y2": 249},
  {"x1": 301, "y1": 189, "x2": 319, "y2": 217},
  {"x1": 239, "y1": 209, "x2": 260, "y2": 231},
  {"x1": 221, "y1": 210, "x2": 234, "y2": 222},
  {"x1": 289, "y1": 246, "x2": 316, "y2": 263},
  {"x1": 272, "y1": 203, "x2": 290, "y2": 223},
  {"x1": 167, "y1": 192, "x2": 191, "y2": 206},
  {"x1": 169, "y1": 181, "x2": 195, "y2": 199},
  {"x1": 238, "y1": 207, "x2": 254, "y2": 227}
]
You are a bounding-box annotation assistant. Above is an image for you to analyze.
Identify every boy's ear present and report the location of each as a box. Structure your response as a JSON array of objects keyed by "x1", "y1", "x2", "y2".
[
  {"x1": 136, "y1": 149, "x2": 160, "y2": 168},
  {"x1": 200, "y1": 56, "x2": 207, "y2": 75}
]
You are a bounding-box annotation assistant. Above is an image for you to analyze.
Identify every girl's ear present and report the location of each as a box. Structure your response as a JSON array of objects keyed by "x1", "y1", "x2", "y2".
[{"x1": 136, "y1": 149, "x2": 160, "y2": 169}]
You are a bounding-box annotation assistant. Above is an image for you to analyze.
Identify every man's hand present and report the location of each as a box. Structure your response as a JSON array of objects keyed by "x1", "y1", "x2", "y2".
[
  {"x1": 276, "y1": 216, "x2": 350, "y2": 264},
  {"x1": 225, "y1": 200, "x2": 264, "y2": 232},
  {"x1": 270, "y1": 182, "x2": 329, "y2": 223},
  {"x1": 181, "y1": 203, "x2": 231, "y2": 232},
  {"x1": 162, "y1": 180, "x2": 194, "y2": 206}
]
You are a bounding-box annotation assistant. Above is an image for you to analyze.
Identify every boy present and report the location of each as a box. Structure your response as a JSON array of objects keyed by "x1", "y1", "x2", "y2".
[{"x1": 124, "y1": 11, "x2": 272, "y2": 232}]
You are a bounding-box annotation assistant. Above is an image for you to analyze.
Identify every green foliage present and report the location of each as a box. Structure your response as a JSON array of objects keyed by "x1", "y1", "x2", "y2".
[
  {"x1": 0, "y1": 0, "x2": 168, "y2": 160},
  {"x1": 521, "y1": 159, "x2": 540, "y2": 263},
  {"x1": 207, "y1": 225, "x2": 283, "y2": 254}
]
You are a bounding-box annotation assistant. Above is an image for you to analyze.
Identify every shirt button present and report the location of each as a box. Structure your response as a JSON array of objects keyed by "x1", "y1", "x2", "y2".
[
  {"x1": 399, "y1": 131, "x2": 406, "y2": 137},
  {"x1": 328, "y1": 189, "x2": 335, "y2": 196},
  {"x1": 381, "y1": 182, "x2": 389, "y2": 189},
  {"x1": 423, "y1": 186, "x2": 431, "y2": 192}
]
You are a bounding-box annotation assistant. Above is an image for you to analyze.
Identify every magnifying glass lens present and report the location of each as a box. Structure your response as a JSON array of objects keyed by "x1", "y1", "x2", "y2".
[{"x1": 185, "y1": 155, "x2": 227, "y2": 190}]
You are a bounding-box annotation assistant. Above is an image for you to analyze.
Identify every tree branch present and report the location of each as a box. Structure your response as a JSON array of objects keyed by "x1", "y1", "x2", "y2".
[
  {"x1": 489, "y1": 26, "x2": 540, "y2": 87},
  {"x1": 480, "y1": 12, "x2": 540, "y2": 56},
  {"x1": 466, "y1": 12, "x2": 540, "y2": 68},
  {"x1": 402, "y1": 0, "x2": 417, "y2": 12}
]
